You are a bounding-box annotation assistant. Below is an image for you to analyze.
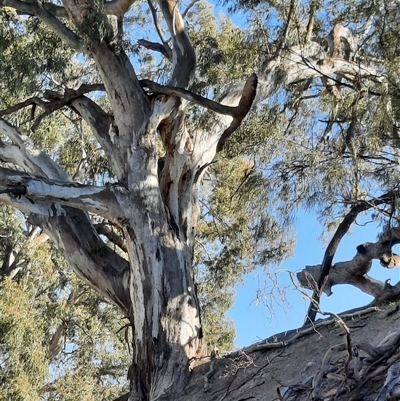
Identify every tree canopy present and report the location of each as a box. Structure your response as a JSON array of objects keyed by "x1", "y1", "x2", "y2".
[{"x1": 0, "y1": 0, "x2": 399, "y2": 399}]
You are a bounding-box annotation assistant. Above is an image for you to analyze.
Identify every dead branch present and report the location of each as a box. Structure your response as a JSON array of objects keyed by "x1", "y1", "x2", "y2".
[
  {"x1": 374, "y1": 363, "x2": 400, "y2": 401},
  {"x1": 138, "y1": 39, "x2": 171, "y2": 59},
  {"x1": 0, "y1": 84, "x2": 105, "y2": 131},
  {"x1": 302, "y1": 191, "x2": 400, "y2": 324},
  {"x1": 216, "y1": 74, "x2": 258, "y2": 152}
]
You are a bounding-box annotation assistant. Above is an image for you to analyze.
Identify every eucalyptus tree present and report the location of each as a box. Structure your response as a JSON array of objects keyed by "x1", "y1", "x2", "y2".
[{"x1": 0, "y1": 0, "x2": 398, "y2": 399}]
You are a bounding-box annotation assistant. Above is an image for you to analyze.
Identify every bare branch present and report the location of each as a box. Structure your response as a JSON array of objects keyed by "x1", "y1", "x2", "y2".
[
  {"x1": 278, "y1": 0, "x2": 297, "y2": 55},
  {"x1": 138, "y1": 39, "x2": 171, "y2": 60},
  {"x1": 182, "y1": 0, "x2": 199, "y2": 18},
  {"x1": 0, "y1": 166, "x2": 127, "y2": 220},
  {"x1": 0, "y1": 84, "x2": 105, "y2": 131},
  {"x1": 0, "y1": 119, "x2": 69, "y2": 180},
  {"x1": 68, "y1": 96, "x2": 127, "y2": 180},
  {"x1": 0, "y1": 120, "x2": 131, "y2": 313},
  {"x1": 0, "y1": 96, "x2": 48, "y2": 117},
  {"x1": 142, "y1": 74, "x2": 257, "y2": 120},
  {"x1": 305, "y1": 0, "x2": 316, "y2": 42},
  {"x1": 303, "y1": 191, "x2": 398, "y2": 324},
  {"x1": 147, "y1": 0, "x2": 172, "y2": 60},
  {"x1": 156, "y1": 0, "x2": 196, "y2": 87},
  {"x1": 140, "y1": 80, "x2": 238, "y2": 116},
  {"x1": 0, "y1": 191, "x2": 131, "y2": 313},
  {"x1": 217, "y1": 74, "x2": 258, "y2": 152}
]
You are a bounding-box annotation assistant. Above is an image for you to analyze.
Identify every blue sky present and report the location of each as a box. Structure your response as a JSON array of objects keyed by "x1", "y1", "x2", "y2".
[{"x1": 228, "y1": 212, "x2": 400, "y2": 348}]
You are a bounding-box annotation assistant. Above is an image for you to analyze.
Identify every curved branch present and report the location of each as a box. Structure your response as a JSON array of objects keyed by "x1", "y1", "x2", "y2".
[
  {"x1": 0, "y1": 191, "x2": 131, "y2": 313},
  {"x1": 303, "y1": 191, "x2": 397, "y2": 324},
  {"x1": 0, "y1": 87, "x2": 127, "y2": 181},
  {"x1": 182, "y1": 0, "x2": 199, "y2": 18},
  {"x1": 147, "y1": 0, "x2": 172, "y2": 60},
  {"x1": 217, "y1": 74, "x2": 258, "y2": 152},
  {"x1": 140, "y1": 80, "x2": 237, "y2": 116},
  {"x1": 0, "y1": 84, "x2": 105, "y2": 131},
  {"x1": 142, "y1": 74, "x2": 257, "y2": 152},
  {"x1": 138, "y1": 39, "x2": 171, "y2": 60},
  {"x1": 156, "y1": 0, "x2": 196, "y2": 87},
  {"x1": 298, "y1": 224, "x2": 400, "y2": 311},
  {"x1": 142, "y1": 73, "x2": 257, "y2": 118},
  {"x1": 0, "y1": 119, "x2": 69, "y2": 180},
  {"x1": 69, "y1": 95, "x2": 127, "y2": 180},
  {"x1": 31, "y1": 206, "x2": 132, "y2": 314},
  {"x1": 0, "y1": 121, "x2": 131, "y2": 313}
]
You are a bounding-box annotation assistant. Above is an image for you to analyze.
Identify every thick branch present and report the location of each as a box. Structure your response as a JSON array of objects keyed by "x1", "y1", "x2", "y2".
[
  {"x1": 217, "y1": 40, "x2": 382, "y2": 116},
  {"x1": 0, "y1": 167, "x2": 127, "y2": 221},
  {"x1": 0, "y1": 119, "x2": 69, "y2": 180},
  {"x1": 303, "y1": 191, "x2": 397, "y2": 324},
  {"x1": 156, "y1": 0, "x2": 196, "y2": 87},
  {"x1": 138, "y1": 39, "x2": 171, "y2": 60},
  {"x1": 0, "y1": 84, "x2": 105, "y2": 131},
  {"x1": 69, "y1": 95, "x2": 127, "y2": 180},
  {"x1": 298, "y1": 226, "x2": 400, "y2": 306},
  {"x1": 0, "y1": 87, "x2": 127, "y2": 181},
  {"x1": 105, "y1": 0, "x2": 136, "y2": 17},
  {"x1": 0, "y1": 192, "x2": 131, "y2": 313},
  {"x1": 0, "y1": 122, "x2": 131, "y2": 313},
  {"x1": 88, "y1": 41, "x2": 150, "y2": 147}
]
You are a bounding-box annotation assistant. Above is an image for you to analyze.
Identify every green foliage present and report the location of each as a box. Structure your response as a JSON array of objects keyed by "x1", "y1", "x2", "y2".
[
  {"x1": 188, "y1": 3, "x2": 263, "y2": 94},
  {"x1": 0, "y1": 10, "x2": 74, "y2": 106},
  {"x1": 0, "y1": 214, "x2": 130, "y2": 399}
]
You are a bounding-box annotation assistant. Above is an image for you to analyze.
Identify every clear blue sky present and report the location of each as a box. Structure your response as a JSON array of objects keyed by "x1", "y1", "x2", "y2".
[{"x1": 227, "y1": 212, "x2": 400, "y2": 348}]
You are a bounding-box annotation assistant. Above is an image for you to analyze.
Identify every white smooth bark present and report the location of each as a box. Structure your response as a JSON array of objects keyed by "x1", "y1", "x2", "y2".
[{"x1": 0, "y1": 167, "x2": 127, "y2": 220}]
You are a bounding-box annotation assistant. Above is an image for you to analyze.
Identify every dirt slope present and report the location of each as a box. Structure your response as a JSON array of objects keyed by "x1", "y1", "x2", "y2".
[{"x1": 180, "y1": 303, "x2": 400, "y2": 401}]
